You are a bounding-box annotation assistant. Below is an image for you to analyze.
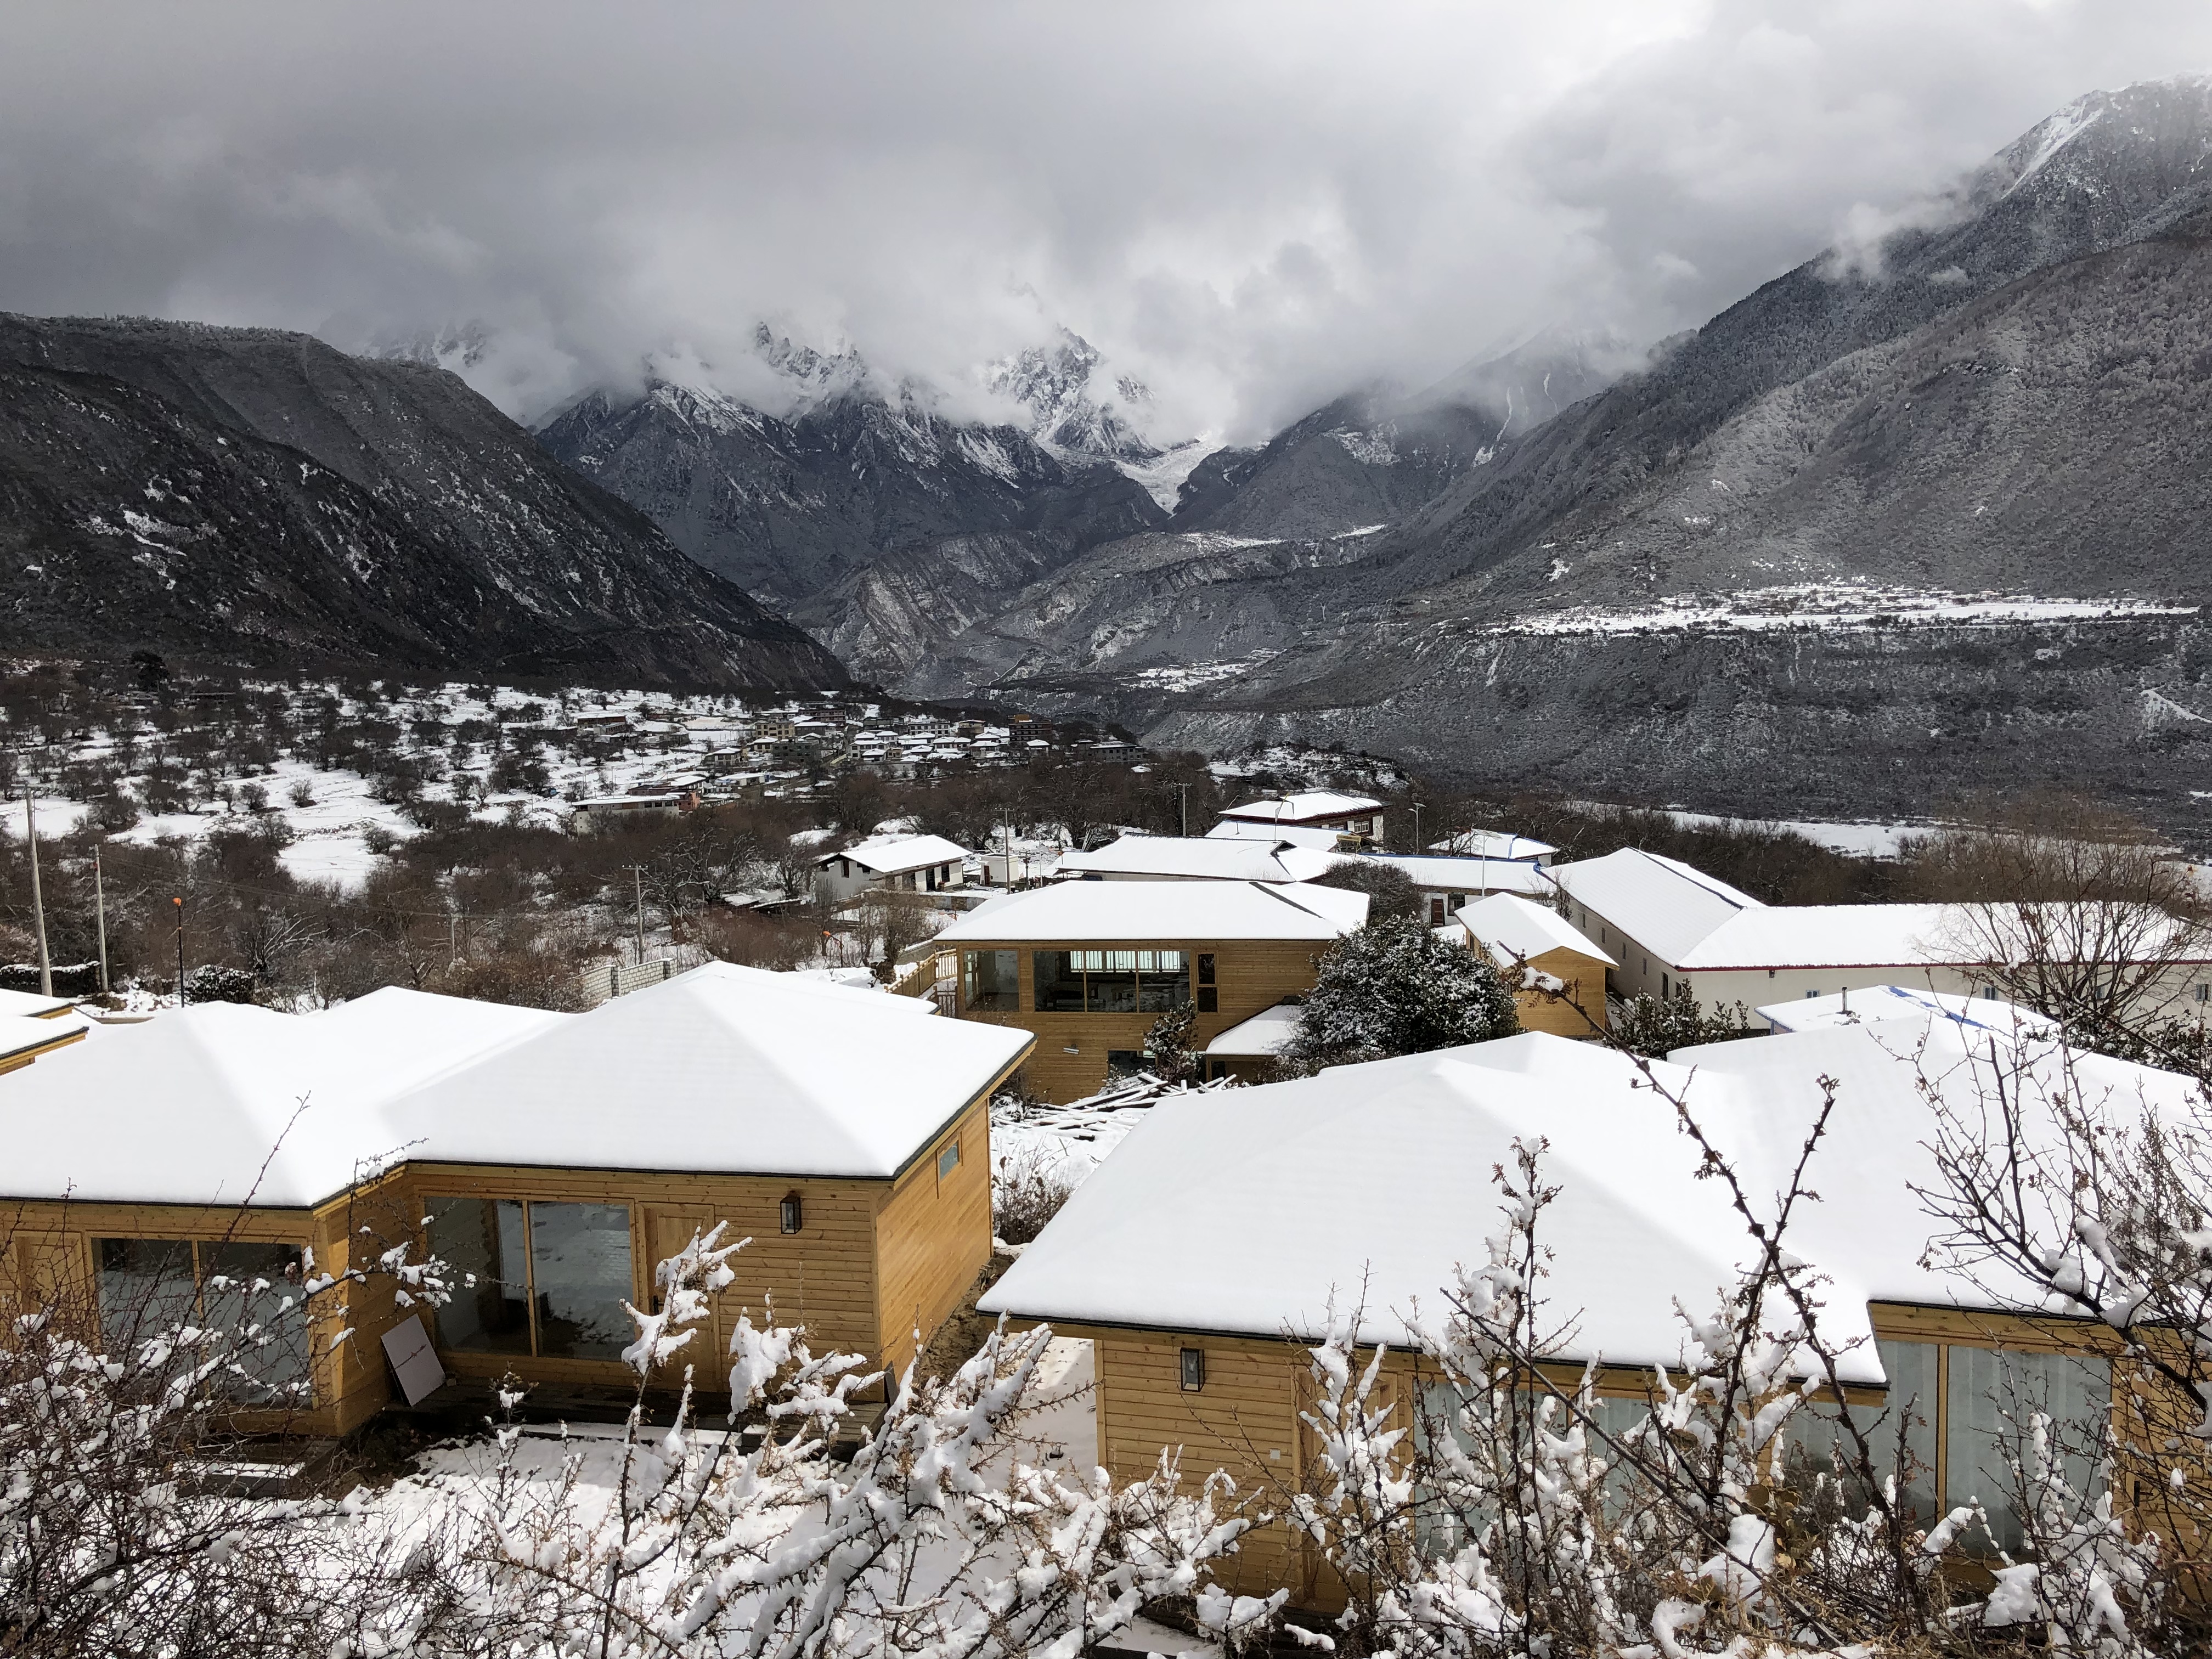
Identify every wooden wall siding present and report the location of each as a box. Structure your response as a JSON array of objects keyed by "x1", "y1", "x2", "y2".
[
  {"x1": 1511, "y1": 947, "x2": 1610, "y2": 1038},
  {"x1": 1096, "y1": 1336, "x2": 1310, "y2": 1596},
  {"x1": 953, "y1": 940, "x2": 1330, "y2": 1102},
  {"x1": 872, "y1": 1099, "x2": 994, "y2": 1381},
  {"x1": 0, "y1": 1190, "x2": 398, "y2": 1439},
  {"x1": 399, "y1": 1164, "x2": 888, "y2": 1380}
]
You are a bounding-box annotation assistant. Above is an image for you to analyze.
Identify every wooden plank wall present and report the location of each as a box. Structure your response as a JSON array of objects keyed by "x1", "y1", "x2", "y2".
[
  {"x1": 1512, "y1": 947, "x2": 1610, "y2": 1037},
  {"x1": 955, "y1": 940, "x2": 1331, "y2": 1102},
  {"x1": 871, "y1": 1098, "x2": 994, "y2": 1380},
  {"x1": 1096, "y1": 1335, "x2": 1308, "y2": 1596},
  {"x1": 399, "y1": 1163, "x2": 889, "y2": 1389}
]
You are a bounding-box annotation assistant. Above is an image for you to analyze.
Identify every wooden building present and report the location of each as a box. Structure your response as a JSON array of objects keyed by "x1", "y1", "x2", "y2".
[
  {"x1": 0, "y1": 968, "x2": 1031, "y2": 1436},
  {"x1": 1455, "y1": 889, "x2": 1613, "y2": 1036},
  {"x1": 933, "y1": 879, "x2": 1367, "y2": 1102},
  {"x1": 981, "y1": 1008, "x2": 2193, "y2": 1605}
]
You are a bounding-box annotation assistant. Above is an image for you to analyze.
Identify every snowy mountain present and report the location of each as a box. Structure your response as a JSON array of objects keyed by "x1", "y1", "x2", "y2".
[{"x1": 883, "y1": 76, "x2": 2212, "y2": 831}]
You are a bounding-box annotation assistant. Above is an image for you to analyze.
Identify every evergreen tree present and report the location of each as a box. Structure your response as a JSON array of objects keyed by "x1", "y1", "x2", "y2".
[{"x1": 1283, "y1": 915, "x2": 1518, "y2": 1072}]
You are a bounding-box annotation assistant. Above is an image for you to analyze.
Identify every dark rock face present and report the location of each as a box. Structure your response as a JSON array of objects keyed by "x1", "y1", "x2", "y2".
[
  {"x1": 534, "y1": 369, "x2": 1169, "y2": 615},
  {"x1": 0, "y1": 315, "x2": 845, "y2": 690}
]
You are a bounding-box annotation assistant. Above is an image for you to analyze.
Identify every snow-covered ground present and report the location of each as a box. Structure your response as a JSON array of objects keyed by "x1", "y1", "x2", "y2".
[
  {"x1": 1485, "y1": 583, "x2": 2198, "y2": 639},
  {"x1": 1654, "y1": 809, "x2": 1931, "y2": 859}
]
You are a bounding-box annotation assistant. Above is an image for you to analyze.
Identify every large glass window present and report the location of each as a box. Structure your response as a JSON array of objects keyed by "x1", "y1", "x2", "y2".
[
  {"x1": 962, "y1": 949, "x2": 1020, "y2": 1012},
  {"x1": 1780, "y1": 1339, "x2": 1939, "y2": 1527},
  {"x1": 428, "y1": 1198, "x2": 532, "y2": 1355},
  {"x1": 1032, "y1": 950, "x2": 1189, "y2": 1014},
  {"x1": 427, "y1": 1197, "x2": 634, "y2": 1362},
  {"x1": 1945, "y1": 1346, "x2": 2109, "y2": 1556},
  {"x1": 529, "y1": 1203, "x2": 635, "y2": 1361},
  {"x1": 96, "y1": 1237, "x2": 308, "y2": 1403}
]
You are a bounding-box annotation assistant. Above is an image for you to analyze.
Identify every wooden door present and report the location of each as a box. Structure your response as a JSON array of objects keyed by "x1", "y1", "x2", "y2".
[{"x1": 642, "y1": 1207, "x2": 723, "y2": 1393}]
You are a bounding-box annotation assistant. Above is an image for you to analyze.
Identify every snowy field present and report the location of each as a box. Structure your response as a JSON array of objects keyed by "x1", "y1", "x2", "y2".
[
  {"x1": 3, "y1": 679, "x2": 848, "y2": 891},
  {"x1": 1479, "y1": 583, "x2": 2198, "y2": 639}
]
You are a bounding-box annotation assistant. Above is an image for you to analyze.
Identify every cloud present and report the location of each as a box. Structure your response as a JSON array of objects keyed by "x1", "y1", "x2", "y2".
[{"x1": 1, "y1": 1, "x2": 2209, "y2": 439}]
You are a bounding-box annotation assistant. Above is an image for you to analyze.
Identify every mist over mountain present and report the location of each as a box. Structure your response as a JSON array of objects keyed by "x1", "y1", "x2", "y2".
[{"x1": 863, "y1": 76, "x2": 2212, "y2": 826}]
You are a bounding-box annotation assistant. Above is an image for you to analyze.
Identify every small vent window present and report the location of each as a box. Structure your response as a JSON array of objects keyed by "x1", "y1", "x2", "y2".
[{"x1": 937, "y1": 1139, "x2": 961, "y2": 1181}]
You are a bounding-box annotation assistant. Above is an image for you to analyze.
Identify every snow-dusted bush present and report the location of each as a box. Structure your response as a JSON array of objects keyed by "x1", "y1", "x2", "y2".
[
  {"x1": 1607, "y1": 983, "x2": 1758, "y2": 1057},
  {"x1": 1282, "y1": 915, "x2": 1519, "y2": 1073},
  {"x1": 355, "y1": 1223, "x2": 1276, "y2": 1659}
]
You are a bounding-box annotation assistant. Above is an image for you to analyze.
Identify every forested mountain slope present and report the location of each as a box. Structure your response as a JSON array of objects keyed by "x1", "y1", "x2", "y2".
[{"x1": 0, "y1": 315, "x2": 845, "y2": 689}]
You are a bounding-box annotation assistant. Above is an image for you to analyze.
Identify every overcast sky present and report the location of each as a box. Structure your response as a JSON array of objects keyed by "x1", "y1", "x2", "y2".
[{"x1": 3, "y1": 2, "x2": 2210, "y2": 439}]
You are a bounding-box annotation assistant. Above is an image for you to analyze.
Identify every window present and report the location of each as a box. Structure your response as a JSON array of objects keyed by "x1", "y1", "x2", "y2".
[
  {"x1": 96, "y1": 1236, "x2": 308, "y2": 1401},
  {"x1": 962, "y1": 949, "x2": 1020, "y2": 1012},
  {"x1": 2197, "y1": 984, "x2": 2209, "y2": 1005},
  {"x1": 1106, "y1": 1048, "x2": 1142, "y2": 1077},
  {"x1": 1945, "y1": 1346, "x2": 2109, "y2": 1556},
  {"x1": 428, "y1": 1198, "x2": 634, "y2": 1362},
  {"x1": 1196, "y1": 952, "x2": 1218, "y2": 1013},
  {"x1": 1031, "y1": 950, "x2": 1190, "y2": 1014},
  {"x1": 1806, "y1": 989, "x2": 1820, "y2": 999},
  {"x1": 936, "y1": 1139, "x2": 962, "y2": 1181},
  {"x1": 1180, "y1": 1347, "x2": 1205, "y2": 1391}
]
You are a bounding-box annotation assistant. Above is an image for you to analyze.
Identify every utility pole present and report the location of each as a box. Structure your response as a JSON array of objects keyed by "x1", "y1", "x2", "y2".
[
  {"x1": 1410, "y1": 801, "x2": 1425, "y2": 856},
  {"x1": 93, "y1": 847, "x2": 109, "y2": 995},
  {"x1": 1173, "y1": 781, "x2": 1190, "y2": 838},
  {"x1": 633, "y1": 866, "x2": 647, "y2": 965},
  {"x1": 173, "y1": 895, "x2": 186, "y2": 1007},
  {"x1": 22, "y1": 778, "x2": 51, "y2": 998}
]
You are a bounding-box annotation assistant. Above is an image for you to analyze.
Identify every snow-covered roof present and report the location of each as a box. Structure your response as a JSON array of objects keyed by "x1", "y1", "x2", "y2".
[
  {"x1": 573, "y1": 793, "x2": 686, "y2": 809},
  {"x1": 0, "y1": 988, "x2": 564, "y2": 1209},
  {"x1": 1338, "y1": 853, "x2": 1555, "y2": 895},
  {"x1": 820, "y1": 832, "x2": 970, "y2": 874},
  {"x1": 0, "y1": 1011, "x2": 91, "y2": 1064},
  {"x1": 1429, "y1": 830, "x2": 1556, "y2": 862},
  {"x1": 1458, "y1": 892, "x2": 1616, "y2": 968},
  {"x1": 984, "y1": 1011, "x2": 2204, "y2": 1384},
  {"x1": 1203, "y1": 1002, "x2": 1305, "y2": 1057},
  {"x1": 394, "y1": 962, "x2": 1024, "y2": 1181},
  {"x1": 0, "y1": 987, "x2": 78, "y2": 1018},
  {"x1": 1205, "y1": 821, "x2": 1346, "y2": 851},
  {"x1": 1679, "y1": 901, "x2": 2212, "y2": 971},
  {"x1": 935, "y1": 879, "x2": 1368, "y2": 944},
  {"x1": 0, "y1": 967, "x2": 1031, "y2": 1209},
  {"x1": 1549, "y1": 849, "x2": 1763, "y2": 964},
  {"x1": 1757, "y1": 985, "x2": 2057, "y2": 1037},
  {"x1": 1055, "y1": 835, "x2": 1339, "y2": 884},
  {"x1": 1217, "y1": 791, "x2": 1383, "y2": 826}
]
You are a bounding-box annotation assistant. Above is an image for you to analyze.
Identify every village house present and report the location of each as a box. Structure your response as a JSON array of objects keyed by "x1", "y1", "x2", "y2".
[
  {"x1": 1196, "y1": 1001, "x2": 1304, "y2": 1082},
  {"x1": 1215, "y1": 790, "x2": 1386, "y2": 844},
  {"x1": 1551, "y1": 847, "x2": 2212, "y2": 1015},
  {"x1": 814, "y1": 832, "x2": 971, "y2": 905},
  {"x1": 1204, "y1": 820, "x2": 1346, "y2": 852},
  {"x1": 566, "y1": 790, "x2": 696, "y2": 833},
  {"x1": 932, "y1": 879, "x2": 1367, "y2": 1102},
  {"x1": 980, "y1": 1001, "x2": 2181, "y2": 1604},
  {"x1": 1455, "y1": 890, "x2": 1614, "y2": 1035},
  {"x1": 0, "y1": 966, "x2": 1032, "y2": 1436},
  {"x1": 1427, "y1": 828, "x2": 1558, "y2": 865},
  {"x1": 1348, "y1": 851, "x2": 1556, "y2": 924}
]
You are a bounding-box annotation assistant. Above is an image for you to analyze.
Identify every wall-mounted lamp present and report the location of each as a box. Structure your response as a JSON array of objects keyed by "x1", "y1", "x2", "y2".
[
  {"x1": 1179, "y1": 1347, "x2": 1205, "y2": 1392},
  {"x1": 780, "y1": 1192, "x2": 803, "y2": 1234}
]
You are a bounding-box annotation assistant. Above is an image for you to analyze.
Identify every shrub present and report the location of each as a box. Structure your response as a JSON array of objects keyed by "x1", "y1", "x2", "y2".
[
  {"x1": 992, "y1": 1146, "x2": 1074, "y2": 1245},
  {"x1": 1609, "y1": 985, "x2": 1759, "y2": 1058},
  {"x1": 1308, "y1": 857, "x2": 1425, "y2": 921},
  {"x1": 183, "y1": 963, "x2": 259, "y2": 1005}
]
